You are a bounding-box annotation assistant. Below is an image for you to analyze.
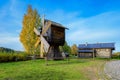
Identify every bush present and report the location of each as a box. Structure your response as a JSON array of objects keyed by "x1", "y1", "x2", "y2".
[
  {"x1": 112, "y1": 52, "x2": 120, "y2": 59},
  {"x1": 0, "y1": 53, "x2": 9, "y2": 62},
  {"x1": 16, "y1": 53, "x2": 27, "y2": 61},
  {"x1": 0, "y1": 52, "x2": 27, "y2": 62}
]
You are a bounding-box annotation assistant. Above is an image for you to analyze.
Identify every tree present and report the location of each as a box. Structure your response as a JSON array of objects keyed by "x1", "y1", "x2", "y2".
[
  {"x1": 0, "y1": 47, "x2": 14, "y2": 53},
  {"x1": 20, "y1": 5, "x2": 41, "y2": 54},
  {"x1": 71, "y1": 44, "x2": 78, "y2": 56},
  {"x1": 59, "y1": 41, "x2": 71, "y2": 54}
]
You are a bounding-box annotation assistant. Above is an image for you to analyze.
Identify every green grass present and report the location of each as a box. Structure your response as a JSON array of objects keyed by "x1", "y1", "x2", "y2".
[{"x1": 0, "y1": 58, "x2": 108, "y2": 80}]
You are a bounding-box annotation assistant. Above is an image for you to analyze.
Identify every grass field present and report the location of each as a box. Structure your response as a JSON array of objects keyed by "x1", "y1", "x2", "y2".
[{"x1": 0, "y1": 58, "x2": 108, "y2": 80}]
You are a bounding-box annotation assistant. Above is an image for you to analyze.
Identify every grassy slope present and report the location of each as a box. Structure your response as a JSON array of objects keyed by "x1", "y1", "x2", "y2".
[{"x1": 0, "y1": 59, "x2": 107, "y2": 80}]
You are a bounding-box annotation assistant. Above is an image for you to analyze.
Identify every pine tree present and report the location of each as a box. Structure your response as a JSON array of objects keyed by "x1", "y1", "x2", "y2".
[{"x1": 20, "y1": 5, "x2": 41, "y2": 54}]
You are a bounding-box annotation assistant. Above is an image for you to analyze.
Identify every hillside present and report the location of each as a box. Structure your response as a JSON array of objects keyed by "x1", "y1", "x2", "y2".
[{"x1": 0, "y1": 47, "x2": 15, "y2": 53}]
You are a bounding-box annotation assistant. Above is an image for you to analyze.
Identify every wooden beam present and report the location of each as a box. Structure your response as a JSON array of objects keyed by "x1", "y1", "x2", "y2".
[
  {"x1": 35, "y1": 38, "x2": 40, "y2": 48},
  {"x1": 40, "y1": 41, "x2": 44, "y2": 58},
  {"x1": 34, "y1": 27, "x2": 40, "y2": 36},
  {"x1": 41, "y1": 35, "x2": 50, "y2": 53},
  {"x1": 42, "y1": 21, "x2": 51, "y2": 35},
  {"x1": 41, "y1": 15, "x2": 45, "y2": 30}
]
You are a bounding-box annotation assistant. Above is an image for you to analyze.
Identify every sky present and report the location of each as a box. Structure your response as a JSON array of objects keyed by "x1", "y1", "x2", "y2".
[{"x1": 0, "y1": 0, "x2": 120, "y2": 52}]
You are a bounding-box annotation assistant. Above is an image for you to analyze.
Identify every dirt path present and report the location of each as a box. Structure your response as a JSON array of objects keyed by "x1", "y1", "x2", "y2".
[{"x1": 104, "y1": 60, "x2": 120, "y2": 80}]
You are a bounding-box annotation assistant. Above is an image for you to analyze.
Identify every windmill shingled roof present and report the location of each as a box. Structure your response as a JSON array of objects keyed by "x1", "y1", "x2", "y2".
[
  {"x1": 78, "y1": 43, "x2": 115, "y2": 50},
  {"x1": 45, "y1": 19, "x2": 69, "y2": 29}
]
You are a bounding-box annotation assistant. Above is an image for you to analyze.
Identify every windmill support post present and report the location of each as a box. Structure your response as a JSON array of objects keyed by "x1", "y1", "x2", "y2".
[
  {"x1": 47, "y1": 46, "x2": 63, "y2": 60},
  {"x1": 40, "y1": 41, "x2": 44, "y2": 58},
  {"x1": 45, "y1": 56, "x2": 48, "y2": 66}
]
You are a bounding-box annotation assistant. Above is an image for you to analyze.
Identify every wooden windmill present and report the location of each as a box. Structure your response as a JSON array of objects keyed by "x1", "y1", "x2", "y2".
[{"x1": 34, "y1": 18, "x2": 68, "y2": 60}]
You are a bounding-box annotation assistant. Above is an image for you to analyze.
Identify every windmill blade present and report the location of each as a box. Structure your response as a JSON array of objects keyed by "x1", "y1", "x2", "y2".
[
  {"x1": 35, "y1": 37, "x2": 41, "y2": 48},
  {"x1": 42, "y1": 21, "x2": 51, "y2": 35},
  {"x1": 41, "y1": 35, "x2": 50, "y2": 53},
  {"x1": 40, "y1": 41, "x2": 44, "y2": 58},
  {"x1": 41, "y1": 15, "x2": 45, "y2": 29},
  {"x1": 34, "y1": 27, "x2": 40, "y2": 36}
]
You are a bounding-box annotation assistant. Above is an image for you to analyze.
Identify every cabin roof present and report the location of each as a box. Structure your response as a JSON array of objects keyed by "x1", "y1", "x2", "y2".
[
  {"x1": 45, "y1": 19, "x2": 69, "y2": 29},
  {"x1": 78, "y1": 43, "x2": 115, "y2": 50}
]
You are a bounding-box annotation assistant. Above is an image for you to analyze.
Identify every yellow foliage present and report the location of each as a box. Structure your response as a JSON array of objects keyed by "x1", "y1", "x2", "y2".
[
  {"x1": 71, "y1": 44, "x2": 78, "y2": 55},
  {"x1": 20, "y1": 5, "x2": 41, "y2": 54}
]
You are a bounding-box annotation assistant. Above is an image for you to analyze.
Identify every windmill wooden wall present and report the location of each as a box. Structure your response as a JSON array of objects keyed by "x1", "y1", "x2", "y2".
[
  {"x1": 44, "y1": 21, "x2": 66, "y2": 60},
  {"x1": 51, "y1": 25, "x2": 65, "y2": 45},
  {"x1": 43, "y1": 21, "x2": 65, "y2": 46}
]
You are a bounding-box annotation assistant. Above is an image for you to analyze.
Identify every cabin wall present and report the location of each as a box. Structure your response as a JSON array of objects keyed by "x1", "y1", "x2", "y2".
[
  {"x1": 78, "y1": 53, "x2": 93, "y2": 58},
  {"x1": 95, "y1": 48, "x2": 112, "y2": 58},
  {"x1": 78, "y1": 48, "x2": 112, "y2": 58}
]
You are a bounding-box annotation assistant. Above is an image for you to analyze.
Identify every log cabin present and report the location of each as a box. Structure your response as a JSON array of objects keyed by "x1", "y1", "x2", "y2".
[{"x1": 78, "y1": 43, "x2": 115, "y2": 58}]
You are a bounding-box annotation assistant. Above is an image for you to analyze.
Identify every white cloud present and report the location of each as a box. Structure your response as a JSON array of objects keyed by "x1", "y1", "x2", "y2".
[
  {"x1": 0, "y1": 36, "x2": 18, "y2": 44},
  {"x1": 0, "y1": 0, "x2": 23, "y2": 28},
  {"x1": 67, "y1": 11, "x2": 120, "y2": 29},
  {"x1": 66, "y1": 11, "x2": 120, "y2": 42},
  {"x1": 0, "y1": 33, "x2": 24, "y2": 51},
  {"x1": 67, "y1": 29, "x2": 118, "y2": 42},
  {"x1": 0, "y1": 0, "x2": 24, "y2": 51},
  {"x1": 46, "y1": 9, "x2": 79, "y2": 24}
]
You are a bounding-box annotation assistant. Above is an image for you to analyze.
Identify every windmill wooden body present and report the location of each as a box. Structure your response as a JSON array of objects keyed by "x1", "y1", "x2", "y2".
[{"x1": 34, "y1": 19, "x2": 68, "y2": 60}]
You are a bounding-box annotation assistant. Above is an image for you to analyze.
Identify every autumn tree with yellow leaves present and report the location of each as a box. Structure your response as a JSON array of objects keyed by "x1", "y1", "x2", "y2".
[
  {"x1": 20, "y1": 5, "x2": 41, "y2": 54},
  {"x1": 71, "y1": 44, "x2": 78, "y2": 56}
]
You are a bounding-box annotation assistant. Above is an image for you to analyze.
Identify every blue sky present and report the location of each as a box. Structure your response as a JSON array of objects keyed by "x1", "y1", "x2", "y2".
[{"x1": 0, "y1": 0, "x2": 120, "y2": 52}]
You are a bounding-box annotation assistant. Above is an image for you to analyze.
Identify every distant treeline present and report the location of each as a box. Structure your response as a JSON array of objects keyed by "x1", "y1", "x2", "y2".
[
  {"x1": 0, "y1": 47, "x2": 15, "y2": 53},
  {"x1": 0, "y1": 47, "x2": 27, "y2": 62},
  {"x1": 112, "y1": 52, "x2": 120, "y2": 59}
]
